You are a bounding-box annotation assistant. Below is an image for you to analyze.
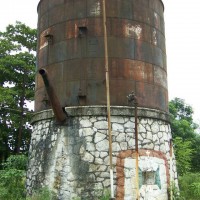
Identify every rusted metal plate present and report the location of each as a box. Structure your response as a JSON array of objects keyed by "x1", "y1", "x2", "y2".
[
  {"x1": 133, "y1": 0, "x2": 149, "y2": 8},
  {"x1": 152, "y1": 11, "x2": 161, "y2": 31},
  {"x1": 109, "y1": 59, "x2": 154, "y2": 84},
  {"x1": 135, "y1": 40, "x2": 152, "y2": 64},
  {"x1": 136, "y1": 82, "x2": 167, "y2": 111},
  {"x1": 37, "y1": 0, "x2": 48, "y2": 18},
  {"x1": 151, "y1": 28, "x2": 166, "y2": 52},
  {"x1": 152, "y1": 46, "x2": 163, "y2": 68},
  {"x1": 87, "y1": 0, "x2": 102, "y2": 17},
  {"x1": 37, "y1": 47, "x2": 48, "y2": 67},
  {"x1": 154, "y1": 66, "x2": 168, "y2": 89},
  {"x1": 49, "y1": 6, "x2": 65, "y2": 27},
  {"x1": 38, "y1": 12, "x2": 49, "y2": 33},
  {"x1": 36, "y1": 0, "x2": 168, "y2": 112},
  {"x1": 48, "y1": 0, "x2": 65, "y2": 9},
  {"x1": 149, "y1": 0, "x2": 164, "y2": 18},
  {"x1": 110, "y1": 80, "x2": 136, "y2": 105},
  {"x1": 133, "y1": 5, "x2": 151, "y2": 25},
  {"x1": 74, "y1": 0, "x2": 87, "y2": 19}
]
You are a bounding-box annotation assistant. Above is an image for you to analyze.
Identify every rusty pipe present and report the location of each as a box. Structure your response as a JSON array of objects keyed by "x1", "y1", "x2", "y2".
[
  {"x1": 127, "y1": 92, "x2": 139, "y2": 199},
  {"x1": 39, "y1": 68, "x2": 67, "y2": 124},
  {"x1": 102, "y1": 0, "x2": 114, "y2": 198}
]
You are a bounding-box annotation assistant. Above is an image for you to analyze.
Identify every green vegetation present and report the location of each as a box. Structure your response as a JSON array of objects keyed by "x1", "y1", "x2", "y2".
[
  {"x1": 0, "y1": 155, "x2": 27, "y2": 200},
  {"x1": 169, "y1": 98, "x2": 200, "y2": 199},
  {"x1": 0, "y1": 21, "x2": 36, "y2": 161},
  {"x1": 26, "y1": 187, "x2": 56, "y2": 200},
  {"x1": 178, "y1": 173, "x2": 200, "y2": 200}
]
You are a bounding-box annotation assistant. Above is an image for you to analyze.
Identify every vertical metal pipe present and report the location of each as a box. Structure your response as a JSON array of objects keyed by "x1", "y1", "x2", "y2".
[
  {"x1": 102, "y1": 0, "x2": 114, "y2": 199},
  {"x1": 170, "y1": 139, "x2": 173, "y2": 200},
  {"x1": 127, "y1": 92, "x2": 139, "y2": 199},
  {"x1": 134, "y1": 100, "x2": 139, "y2": 200}
]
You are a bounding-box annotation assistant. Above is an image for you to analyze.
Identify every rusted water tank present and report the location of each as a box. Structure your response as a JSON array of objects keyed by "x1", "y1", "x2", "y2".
[{"x1": 35, "y1": 0, "x2": 167, "y2": 112}]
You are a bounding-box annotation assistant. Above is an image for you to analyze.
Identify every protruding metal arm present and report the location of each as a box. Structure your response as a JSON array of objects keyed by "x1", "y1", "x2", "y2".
[{"x1": 39, "y1": 68, "x2": 67, "y2": 124}]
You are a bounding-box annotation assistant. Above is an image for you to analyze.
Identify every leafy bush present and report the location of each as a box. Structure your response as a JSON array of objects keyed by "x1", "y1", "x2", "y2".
[
  {"x1": 179, "y1": 173, "x2": 200, "y2": 200},
  {"x1": 0, "y1": 155, "x2": 27, "y2": 200},
  {"x1": 27, "y1": 187, "x2": 56, "y2": 200},
  {"x1": 99, "y1": 190, "x2": 110, "y2": 200}
]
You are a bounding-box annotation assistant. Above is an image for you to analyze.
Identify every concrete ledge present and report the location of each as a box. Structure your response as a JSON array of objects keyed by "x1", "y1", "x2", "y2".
[{"x1": 31, "y1": 106, "x2": 170, "y2": 124}]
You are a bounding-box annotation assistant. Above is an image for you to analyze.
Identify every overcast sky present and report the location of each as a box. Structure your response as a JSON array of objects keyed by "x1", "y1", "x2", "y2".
[{"x1": 0, "y1": 0, "x2": 200, "y2": 122}]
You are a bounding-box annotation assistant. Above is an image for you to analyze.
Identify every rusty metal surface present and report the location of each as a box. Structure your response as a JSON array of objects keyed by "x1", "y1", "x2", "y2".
[
  {"x1": 35, "y1": 0, "x2": 168, "y2": 112},
  {"x1": 38, "y1": 69, "x2": 67, "y2": 123}
]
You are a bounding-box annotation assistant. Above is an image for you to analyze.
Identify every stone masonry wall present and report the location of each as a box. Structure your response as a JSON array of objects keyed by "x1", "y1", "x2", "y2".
[{"x1": 26, "y1": 106, "x2": 178, "y2": 200}]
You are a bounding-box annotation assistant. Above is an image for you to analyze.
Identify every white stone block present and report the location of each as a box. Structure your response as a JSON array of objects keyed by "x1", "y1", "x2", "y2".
[
  {"x1": 80, "y1": 119, "x2": 92, "y2": 128},
  {"x1": 82, "y1": 128, "x2": 94, "y2": 136},
  {"x1": 96, "y1": 140, "x2": 109, "y2": 151},
  {"x1": 112, "y1": 142, "x2": 121, "y2": 152},
  {"x1": 95, "y1": 158, "x2": 104, "y2": 164},
  {"x1": 120, "y1": 142, "x2": 128, "y2": 150},
  {"x1": 139, "y1": 124, "x2": 146, "y2": 133},
  {"x1": 85, "y1": 136, "x2": 93, "y2": 143},
  {"x1": 146, "y1": 131, "x2": 153, "y2": 140},
  {"x1": 124, "y1": 121, "x2": 134, "y2": 129},
  {"x1": 128, "y1": 139, "x2": 135, "y2": 149},
  {"x1": 82, "y1": 152, "x2": 94, "y2": 162},
  {"x1": 160, "y1": 144, "x2": 166, "y2": 153},
  {"x1": 140, "y1": 118, "x2": 148, "y2": 125},
  {"x1": 94, "y1": 151, "x2": 100, "y2": 157},
  {"x1": 100, "y1": 152, "x2": 108, "y2": 158},
  {"x1": 79, "y1": 129, "x2": 83, "y2": 137},
  {"x1": 94, "y1": 121, "x2": 108, "y2": 129},
  {"x1": 163, "y1": 132, "x2": 169, "y2": 141},
  {"x1": 79, "y1": 145, "x2": 85, "y2": 154},
  {"x1": 158, "y1": 132, "x2": 163, "y2": 139},
  {"x1": 154, "y1": 145, "x2": 160, "y2": 151},
  {"x1": 86, "y1": 143, "x2": 95, "y2": 151},
  {"x1": 125, "y1": 128, "x2": 134, "y2": 133},
  {"x1": 152, "y1": 134, "x2": 158, "y2": 143},
  {"x1": 94, "y1": 132, "x2": 106, "y2": 143},
  {"x1": 90, "y1": 117, "x2": 97, "y2": 123},
  {"x1": 93, "y1": 127, "x2": 97, "y2": 132},
  {"x1": 138, "y1": 134, "x2": 143, "y2": 141},
  {"x1": 100, "y1": 171, "x2": 110, "y2": 178},
  {"x1": 112, "y1": 123, "x2": 124, "y2": 132},
  {"x1": 146, "y1": 124, "x2": 151, "y2": 131},
  {"x1": 102, "y1": 179, "x2": 110, "y2": 187},
  {"x1": 147, "y1": 118, "x2": 153, "y2": 125},
  {"x1": 117, "y1": 132, "x2": 126, "y2": 142},
  {"x1": 160, "y1": 124, "x2": 166, "y2": 132},
  {"x1": 151, "y1": 121, "x2": 159, "y2": 134}
]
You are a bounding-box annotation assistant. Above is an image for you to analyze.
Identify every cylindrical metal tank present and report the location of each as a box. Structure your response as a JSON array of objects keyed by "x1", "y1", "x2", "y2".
[{"x1": 35, "y1": 0, "x2": 167, "y2": 112}]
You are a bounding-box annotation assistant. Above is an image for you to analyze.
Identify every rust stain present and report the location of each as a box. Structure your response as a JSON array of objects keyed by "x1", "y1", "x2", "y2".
[{"x1": 35, "y1": 0, "x2": 168, "y2": 112}]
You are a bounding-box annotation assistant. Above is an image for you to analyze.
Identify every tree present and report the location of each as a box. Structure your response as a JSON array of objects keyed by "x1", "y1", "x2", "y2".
[
  {"x1": 169, "y1": 97, "x2": 200, "y2": 173},
  {"x1": 0, "y1": 22, "x2": 36, "y2": 163},
  {"x1": 173, "y1": 137, "x2": 193, "y2": 175}
]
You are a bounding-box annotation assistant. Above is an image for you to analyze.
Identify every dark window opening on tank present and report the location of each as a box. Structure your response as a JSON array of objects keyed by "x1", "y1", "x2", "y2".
[
  {"x1": 142, "y1": 171, "x2": 156, "y2": 185},
  {"x1": 78, "y1": 26, "x2": 87, "y2": 37},
  {"x1": 44, "y1": 33, "x2": 53, "y2": 44}
]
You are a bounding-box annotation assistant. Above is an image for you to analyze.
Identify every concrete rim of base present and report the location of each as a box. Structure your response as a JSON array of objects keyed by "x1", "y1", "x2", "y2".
[{"x1": 31, "y1": 106, "x2": 170, "y2": 124}]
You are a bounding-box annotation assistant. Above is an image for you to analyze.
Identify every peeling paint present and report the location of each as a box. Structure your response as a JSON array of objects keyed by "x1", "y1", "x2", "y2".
[
  {"x1": 152, "y1": 29, "x2": 157, "y2": 46},
  {"x1": 126, "y1": 24, "x2": 142, "y2": 39},
  {"x1": 40, "y1": 41, "x2": 48, "y2": 50},
  {"x1": 90, "y1": 1, "x2": 101, "y2": 16}
]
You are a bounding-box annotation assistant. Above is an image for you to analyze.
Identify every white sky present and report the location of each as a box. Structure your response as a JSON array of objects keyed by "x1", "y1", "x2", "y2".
[{"x1": 0, "y1": 0, "x2": 200, "y2": 122}]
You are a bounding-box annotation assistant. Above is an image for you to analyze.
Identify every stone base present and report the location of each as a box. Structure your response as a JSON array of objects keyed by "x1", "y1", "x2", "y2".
[{"x1": 27, "y1": 106, "x2": 178, "y2": 199}]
